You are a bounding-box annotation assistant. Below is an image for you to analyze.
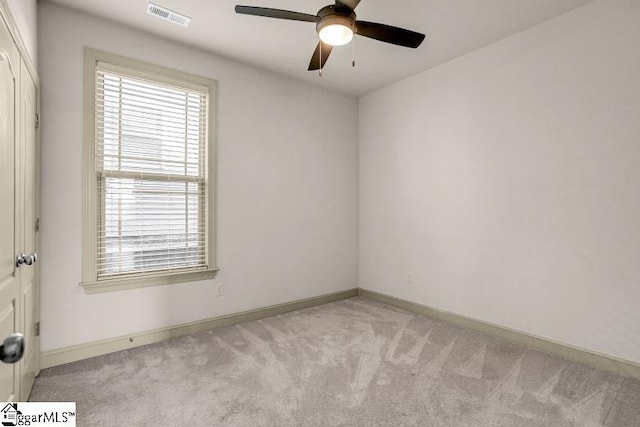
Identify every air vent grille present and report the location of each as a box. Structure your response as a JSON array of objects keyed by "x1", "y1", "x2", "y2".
[{"x1": 146, "y1": 3, "x2": 191, "y2": 27}]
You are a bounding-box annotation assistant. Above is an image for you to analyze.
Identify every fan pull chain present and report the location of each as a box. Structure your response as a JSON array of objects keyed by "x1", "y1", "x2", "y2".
[
  {"x1": 319, "y1": 43, "x2": 323, "y2": 77},
  {"x1": 352, "y1": 36, "x2": 356, "y2": 67}
]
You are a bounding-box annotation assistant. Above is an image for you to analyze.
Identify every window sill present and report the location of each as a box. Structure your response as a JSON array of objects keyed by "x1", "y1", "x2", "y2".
[{"x1": 80, "y1": 268, "x2": 219, "y2": 294}]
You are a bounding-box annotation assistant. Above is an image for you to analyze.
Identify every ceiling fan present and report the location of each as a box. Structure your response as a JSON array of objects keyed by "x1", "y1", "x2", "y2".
[{"x1": 235, "y1": 0, "x2": 426, "y2": 71}]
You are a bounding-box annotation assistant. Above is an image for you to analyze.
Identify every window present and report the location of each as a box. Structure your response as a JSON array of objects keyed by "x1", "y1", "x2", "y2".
[{"x1": 82, "y1": 49, "x2": 217, "y2": 293}]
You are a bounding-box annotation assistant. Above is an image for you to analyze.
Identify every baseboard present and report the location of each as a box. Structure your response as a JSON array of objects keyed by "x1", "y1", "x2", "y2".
[
  {"x1": 358, "y1": 288, "x2": 640, "y2": 381},
  {"x1": 42, "y1": 286, "x2": 640, "y2": 381},
  {"x1": 40, "y1": 288, "x2": 358, "y2": 369}
]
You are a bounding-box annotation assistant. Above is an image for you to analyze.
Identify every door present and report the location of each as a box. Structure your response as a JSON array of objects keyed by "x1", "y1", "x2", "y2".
[
  {"x1": 19, "y1": 57, "x2": 38, "y2": 401},
  {"x1": 0, "y1": 17, "x2": 21, "y2": 402}
]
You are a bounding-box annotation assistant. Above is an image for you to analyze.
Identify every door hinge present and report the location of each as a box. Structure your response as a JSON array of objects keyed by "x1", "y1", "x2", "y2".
[
  {"x1": 35, "y1": 218, "x2": 40, "y2": 232},
  {"x1": 35, "y1": 113, "x2": 40, "y2": 129},
  {"x1": 35, "y1": 322, "x2": 40, "y2": 337}
]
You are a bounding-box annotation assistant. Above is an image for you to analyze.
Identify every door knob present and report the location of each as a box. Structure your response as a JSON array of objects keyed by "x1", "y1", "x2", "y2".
[
  {"x1": 16, "y1": 254, "x2": 25, "y2": 268},
  {"x1": 0, "y1": 333, "x2": 24, "y2": 364},
  {"x1": 24, "y1": 252, "x2": 37, "y2": 266}
]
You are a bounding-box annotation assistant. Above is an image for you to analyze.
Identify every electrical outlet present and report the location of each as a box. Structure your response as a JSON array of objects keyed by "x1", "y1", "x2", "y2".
[
  {"x1": 407, "y1": 273, "x2": 413, "y2": 285},
  {"x1": 216, "y1": 282, "x2": 224, "y2": 297}
]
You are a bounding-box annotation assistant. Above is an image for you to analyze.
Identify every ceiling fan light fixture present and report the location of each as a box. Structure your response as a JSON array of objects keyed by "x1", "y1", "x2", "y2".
[
  {"x1": 317, "y1": 15, "x2": 354, "y2": 46},
  {"x1": 234, "y1": 2, "x2": 426, "y2": 71}
]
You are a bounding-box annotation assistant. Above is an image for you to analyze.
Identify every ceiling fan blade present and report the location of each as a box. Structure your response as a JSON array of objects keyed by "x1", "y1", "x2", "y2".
[
  {"x1": 335, "y1": 0, "x2": 361, "y2": 11},
  {"x1": 235, "y1": 6, "x2": 318, "y2": 22},
  {"x1": 356, "y1": 21, "x2": 425, "y2": 48},
  {"x1": 308, "y1": 41, "x2": 334, "y2": 71}
]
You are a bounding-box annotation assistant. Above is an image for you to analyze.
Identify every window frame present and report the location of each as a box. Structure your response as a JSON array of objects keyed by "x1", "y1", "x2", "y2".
[{"x1": 81, "y1": 48, "x2": 218, "y2": 294}]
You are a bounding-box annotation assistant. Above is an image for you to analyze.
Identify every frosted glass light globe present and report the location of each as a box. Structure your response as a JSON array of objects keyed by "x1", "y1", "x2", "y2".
[{"x1": 319, "y1": 24, "x2": 354, "y2": 46}]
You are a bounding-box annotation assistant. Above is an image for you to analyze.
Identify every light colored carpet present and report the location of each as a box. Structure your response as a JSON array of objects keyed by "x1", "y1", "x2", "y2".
[{"x1": 30, "y1": 297, "x2": 640, "y2": 426}]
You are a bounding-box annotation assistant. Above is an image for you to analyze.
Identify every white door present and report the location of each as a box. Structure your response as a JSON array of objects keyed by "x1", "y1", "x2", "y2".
[
  {"x1": 19, "y1": 57, "x2": 39, "y2": 401},
  {"x1": 0, "y1": 16, "x2": 22, "y2": 402}
]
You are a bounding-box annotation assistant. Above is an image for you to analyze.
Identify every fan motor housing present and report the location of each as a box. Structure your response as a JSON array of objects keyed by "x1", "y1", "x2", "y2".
[
  {"x1": 317, "y1": 4, "x2": 356, "y2": 19},
  {"x1": 317, "y1": 15, "x2": 356, "y2": 37},
  {"x1": 316, "y1": 5, "x2": 356, "y2": 35}
]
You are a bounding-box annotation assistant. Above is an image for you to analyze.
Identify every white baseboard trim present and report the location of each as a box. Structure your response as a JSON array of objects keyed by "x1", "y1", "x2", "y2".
[
  {"x1": 40, "y1": 288, "x2": 358, "y2": 369},
  {"x1": 41, "y1": 287, "x2": 640, "y2": 381},
  {"x1": 358, "y1": 288, "x2": 640, "y2": 381}
]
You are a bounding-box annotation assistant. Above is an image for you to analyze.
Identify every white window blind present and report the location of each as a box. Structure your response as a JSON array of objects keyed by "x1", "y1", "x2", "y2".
[{"x1": 95, "y1": 62, "x2": 209, "y2": 279}]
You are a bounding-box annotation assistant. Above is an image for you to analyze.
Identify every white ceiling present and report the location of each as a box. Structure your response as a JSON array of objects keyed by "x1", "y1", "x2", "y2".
[{"x1": 46, "y1": 0, "x2": 594, "y2": 97}]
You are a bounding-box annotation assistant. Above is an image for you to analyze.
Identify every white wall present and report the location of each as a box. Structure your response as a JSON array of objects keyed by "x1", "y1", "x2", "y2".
[
  {"x1": 359, "y1": 0, "x2": 640, "y2": 364},
  {"x1": 4, "y1": 0, "x2": 36, "y2": 66},
  {"x1": 39, "y1": 2, "x2": 358, "y2": 352}
]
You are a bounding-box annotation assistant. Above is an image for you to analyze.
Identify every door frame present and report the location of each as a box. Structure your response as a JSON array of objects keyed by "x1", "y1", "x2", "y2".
[
  {"x1": 0, "y1": 1, "x2": 38, "y2": 88},
  {"x1": 0, "y1": 0, "x2": 41, "y2": 387}
]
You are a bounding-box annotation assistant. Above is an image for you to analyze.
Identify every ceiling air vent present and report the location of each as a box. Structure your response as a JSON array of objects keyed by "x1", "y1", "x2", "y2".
[{"x1": 146, "y1": 3, "x2": 191, "y2": 27}]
